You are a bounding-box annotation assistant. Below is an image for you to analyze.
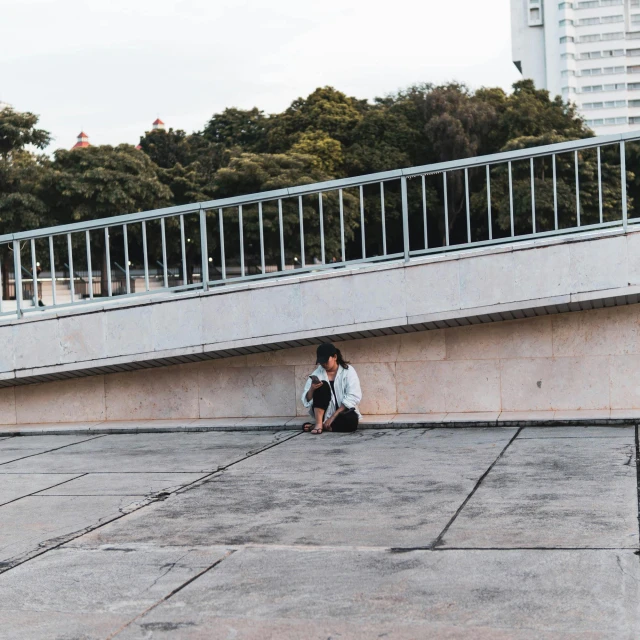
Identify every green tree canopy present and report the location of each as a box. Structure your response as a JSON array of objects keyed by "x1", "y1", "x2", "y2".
[
  {"x1": 0, "y1": 106, "x2": 51, "y2": 234},
  {"x1": 202, "y1": 107, "x2": 268, "y2": 151},
  {"x1": 0, "y1": 106, "x2": 51, "y2": 160},
  {"x1": 48, "y1": 144, "x2": 171, "y2": 222}
]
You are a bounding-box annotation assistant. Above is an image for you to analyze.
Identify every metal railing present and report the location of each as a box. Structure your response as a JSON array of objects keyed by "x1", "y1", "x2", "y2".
[{"x1": 1, "y1": 129, "x2": 639, "y2": 319}]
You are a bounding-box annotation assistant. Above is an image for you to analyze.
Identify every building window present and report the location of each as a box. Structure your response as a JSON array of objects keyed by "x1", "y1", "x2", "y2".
[
  {"x1": 561, "y1": 53, "x2": 576, "y2": 59},
  {"x1": 628, "y1": 65, "x2": 640, "y2": 72},
  {"x1": 601, "y1": 0, "x2": 623, "y2": 5},
  {"x1": 628, "y1": 48, "x2": 640, "y2": 56},
  {"x1": 559, "y1": 1, "x2": 573, "y2": 7},
  {"x1": 601, "y1": 15, "x2": 624, "y2": 23},
  {"x1": 577, "y1": 0, "x2": 599, "y2": 7},
  {"x1": 583, "y1": 102, "x2": 604, "y2": 108},
  {"x1": 577, "y1": 17, "x2": 598, "y2": 25},
  {"x1": 602, "y1": 83, "x2": 626, "y2": 90},
  {"x1": 561, "y1": 36, "x2": 575, "y2": 43},
  {"x1": 632, "y1": 14, "x2": 640, "y2": 24},
  {"x1": 603, "y1": 117, "x2": 627, "y2": 124},
  {"x1": 627, "y1": 31, "x2": 640, "y2": 39},
  {"x1": 531, "y1": 7, "x2": 541, "y2": 20},
  {"x1": 586, "y1": 119, "x2": 605, "y2": 126},
  {"x1": 629, "y1": 99, "x2": 640, "y2": 106},
  {"x1": 582, "y1": 85, "x2": 604, "y2": 92},
  {"x1": 581, "y1": 50, "x2": 602, "y2": 58},
  {"x1": 602, "y1": 65, "x2": 625, "y2": 73},
  {"x1": 562, "y1": 69, "x2": 577, "y2": 76},
  {"x1": 630, "y1": 116, "x2": 640, "y2": 124},
  {"x1": 628, "y1": 82, "x2": 640, "y2": 89},
  {"x1": 603, "y1": 49, "x2": 624, "y2": 56},
  {"x1": 579, "y1": 34, "x2": 600, "y2": 42},
  {"x1": 602, "y1": 32, "x2": 624, "y2": 40},
  {"x1": 560, "y1": 18, "x2": 575, "y2": 26}
]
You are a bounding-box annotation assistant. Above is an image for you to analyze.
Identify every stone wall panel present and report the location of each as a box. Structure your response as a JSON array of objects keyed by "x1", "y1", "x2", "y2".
[{"x1": 15, "y1": 376, "x2": 106, "y2": 424}]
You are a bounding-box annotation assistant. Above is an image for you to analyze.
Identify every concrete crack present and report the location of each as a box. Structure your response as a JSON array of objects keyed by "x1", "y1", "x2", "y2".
[
  {"x1": 142, "y1": 549, "x2": 193, "y2": 595},
  {"x1": 616, "y1": 553, "x2": 640, "y2": 583},
  {"x1": 106, "y1": 549, "x2": 236, "y2": 639}
]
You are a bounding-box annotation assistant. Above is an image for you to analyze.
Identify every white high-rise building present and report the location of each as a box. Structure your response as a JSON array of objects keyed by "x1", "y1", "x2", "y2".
[{"x1": 511, "y1": 0, "x2": 640, "y2": 134}]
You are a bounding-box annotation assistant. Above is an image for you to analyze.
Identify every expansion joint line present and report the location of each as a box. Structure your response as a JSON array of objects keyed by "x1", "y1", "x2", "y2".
[
  {"x1": 431, "y1": 426, "x2": 523, "y2": 549},
  {"x1": 173, "y1": 430, "x2": 303, "y2": 496},
  {"x1": 107, "y1": 549, "x2": 236, "y2": 639},
  {"x1": 0, "y1": 431, "x2": 301, "y2": 577},
  {"x1": 0, "y1": 435, "x2": 106, "y2": 468}
]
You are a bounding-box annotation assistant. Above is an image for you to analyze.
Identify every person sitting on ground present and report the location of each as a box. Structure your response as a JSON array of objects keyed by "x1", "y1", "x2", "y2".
[{"x1": 301, "y1": 343, "x2": 362, "y2": 435}]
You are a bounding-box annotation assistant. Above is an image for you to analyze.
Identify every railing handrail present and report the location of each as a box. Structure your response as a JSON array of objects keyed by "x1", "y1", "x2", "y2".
[
  {"x1": 2, "y1": 129, "x2": 638, "y2": 244},
  {"x1": 2, "y1": 128, "x2": 639, "y2": 319}
]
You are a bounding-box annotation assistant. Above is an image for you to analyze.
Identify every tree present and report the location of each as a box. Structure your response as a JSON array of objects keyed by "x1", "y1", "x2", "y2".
[
  {"x1": 137, "y1": 128, "x2": 194, "y2": 169},
  {"x1": 202, "y1": 107, "x2": 268, "y2": 151},
  {"x1": 211, "y1": 151, "x2": 359, "y2": 270},
  {"x1": 46, "y1": 144, "x2": 172, "y2": 295},
  {"x1": 266, "y1": 86, "x2": 368, "y2": 152},
  {"x1": 0, "y1": 107, "x2": 50, "y2": 160},
  {"x1": 290, "y1": 131, "x2": 343, "y2": 175},
  {"x1": 0, "y1": 106, "x2": 52, "y2": 299}
]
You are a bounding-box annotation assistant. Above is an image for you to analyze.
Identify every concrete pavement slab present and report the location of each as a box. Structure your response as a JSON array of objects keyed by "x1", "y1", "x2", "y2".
[
  {"x1": 0, "y1": 430, "x2": 295, "y2": 473},
  {"x1": 0, "y1": 473, "x2": 82, "y2": 505},
  {"x1": 37, "y1": 472, "x2": 205, "y2": 496},
  {"x1": 0, "y1": 427, "x2": 637, "y2": 638},
  {"x1": 0, "y1": 495, "x2": 143, "y2": 566},
  {"x1": 0, "y1": 545, "x2": 230, "y2": 640},
  {"x1": 236, "y1": 417, "x2": 295, "y2": 427},
  {"x1": 90, "y1": 419, "x2": 195, "y2": 432},
  {"x1": 497, "y1": 411, "x2": 557, "y2": 423},
  {"x1": 116, "y1": 547, "x2": 640, "y2": 639},
  {"x1": 0, "y1": 435, "x2": 102, "y2": 466},
  {"x1": 610, "y1": 409, "x2": 640, "y2": 419},
  {"x1": 391, "y1": 413, "x2": 447, "y2": 425},
  {"x1": 520, "y1": 425, "x2": 635, "y2": 438},
  {"x1": 442, "y1": 435, "x2": 638, "y2": 548},
  {"x1": 76, "y1": 428, "x2": 517, "y2": 549},
  {"x1": 0, "y1": 422, "x2": 102, "y2": 435},
  {"x1": 552, "y1": 410, "x2": 612, "y2": 421}
]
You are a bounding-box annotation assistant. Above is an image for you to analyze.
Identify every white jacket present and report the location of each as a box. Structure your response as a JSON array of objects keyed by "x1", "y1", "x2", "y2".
[{"x1": 301, "y1": 364, "x2": 362, "y2": 419}]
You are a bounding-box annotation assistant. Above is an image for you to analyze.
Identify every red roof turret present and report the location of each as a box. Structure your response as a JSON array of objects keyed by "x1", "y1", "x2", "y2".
[{"x1": 72, "y1": 131, "x2": 90, "y2": 149}]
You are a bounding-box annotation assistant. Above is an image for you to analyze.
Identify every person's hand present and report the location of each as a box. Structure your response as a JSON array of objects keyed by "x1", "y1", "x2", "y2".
[
  {"x1": 310, "y1": 381, "x2": 323, "y2": 392},
  {"x1": 323, "y1": 415, "x2": 335, "y2": 429}
]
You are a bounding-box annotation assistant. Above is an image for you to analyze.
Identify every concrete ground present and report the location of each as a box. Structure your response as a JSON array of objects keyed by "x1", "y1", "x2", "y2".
[{"x1": 0, "y1": 425, "x2": 638, "y2": 639}]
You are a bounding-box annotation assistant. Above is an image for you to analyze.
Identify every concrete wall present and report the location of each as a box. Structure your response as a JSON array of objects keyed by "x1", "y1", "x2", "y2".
[
  {"x1": 3, "y1": 303, "x2": 640, "y2": 424},
  {"x1": 4, "y1": 227, "x2": 640, "y2": 386}
]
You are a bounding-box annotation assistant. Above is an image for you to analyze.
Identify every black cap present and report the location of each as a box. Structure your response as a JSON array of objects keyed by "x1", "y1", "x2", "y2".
[{"x1": 316, "y1": 343, "x2": 337, "y2": 364}]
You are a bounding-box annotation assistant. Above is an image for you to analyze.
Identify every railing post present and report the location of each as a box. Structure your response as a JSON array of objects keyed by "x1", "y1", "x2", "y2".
[
  {"x1": 199, "y1": 206, "x2": 209, "y2": 291},
  {"x1": 621, "y1": 141, "x2": 628, "y2": 232},
  {"x1": 13, "y1": 240, "x2": 22, "y2": 319},
  {"x1": 30, "y1": 238, "x2": 38, "y2": 307},
  {"x1": 401, "y1": 176, "x2": 410, "y2": 263}
]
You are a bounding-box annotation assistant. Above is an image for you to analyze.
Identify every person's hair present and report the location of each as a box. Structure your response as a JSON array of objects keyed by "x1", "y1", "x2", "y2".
[{"x1": 336, "y1": 348, "x2": 350, "y2": 369}]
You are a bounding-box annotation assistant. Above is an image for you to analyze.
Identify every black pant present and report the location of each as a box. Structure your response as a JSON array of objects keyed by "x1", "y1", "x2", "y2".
[{"x1": 312, "y1": 381, "x2": 359, "y2": 432}]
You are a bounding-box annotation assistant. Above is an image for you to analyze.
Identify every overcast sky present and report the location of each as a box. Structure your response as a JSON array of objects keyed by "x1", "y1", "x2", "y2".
[{"x1": 1, "y1": 0, "x2": 521, "y2": 152}]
